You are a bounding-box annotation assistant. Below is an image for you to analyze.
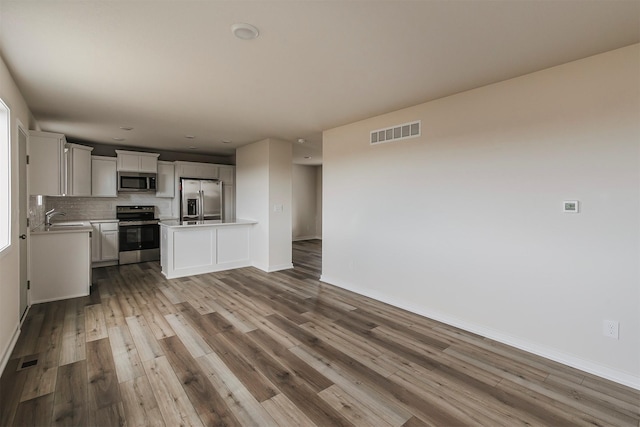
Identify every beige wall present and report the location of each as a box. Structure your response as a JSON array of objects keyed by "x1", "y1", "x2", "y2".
[
  {"x1": 236, "y1": 138, "x2": 293, "y2": 272},
  {"x1": 292, "y1": 164, "x2": 322, "y2": 240},
  {"x1": 0, "y1": 56, "x2": 35, "y2": 372},
  {"x1": 322, "y1": 44, "x2": 640, "y2": 388}
]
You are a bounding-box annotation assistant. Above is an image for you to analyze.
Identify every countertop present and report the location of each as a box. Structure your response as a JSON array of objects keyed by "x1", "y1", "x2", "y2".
[
  {"x1": 160, "y1": 218, "x2": 257, "y2": 228},
  {"x1": 31, "y1": 220, "x2": 93, "y2": 235}
]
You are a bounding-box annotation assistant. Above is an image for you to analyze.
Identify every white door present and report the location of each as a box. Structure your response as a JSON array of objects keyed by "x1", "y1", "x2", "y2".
[{"x1": 18, "y1": 125, "x2": 28, "y2": 320}]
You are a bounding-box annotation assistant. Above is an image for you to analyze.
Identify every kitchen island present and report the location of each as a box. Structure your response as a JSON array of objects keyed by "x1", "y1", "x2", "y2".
[{"x1": 159, "y1": 219, "x2": 257, "y2": 279}]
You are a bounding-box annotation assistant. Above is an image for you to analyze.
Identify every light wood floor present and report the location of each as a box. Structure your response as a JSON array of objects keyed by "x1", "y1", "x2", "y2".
[{"x1": 1, "y1": 240, "x2": 639, "y2": 426}]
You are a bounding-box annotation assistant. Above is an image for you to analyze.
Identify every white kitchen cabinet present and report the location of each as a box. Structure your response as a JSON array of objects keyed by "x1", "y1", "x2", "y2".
[
  {"x1": 115, "y1": 149, "x2": 160, "y2": 173},
  {"x1": 91, "y1": 220, "x2": 119, "y2": 267},
  {"x1": 30, "y1": 229, "x2": 91, "y2": 303},
  {"x1": 156, "y1": 161, "x2": 175, "y2": 198},
  {"x1": 175, "y1": 161, "x2": 218, "y2": 179},
  {"x1": 218, "y1": 165, "x2": 235, "y2": 185},
  {"x1": 91, "y1": 156, "x2": 117, "y2": 197},
  {"x1": 28, "y1": 130, "x2": 66, "y2": 196},
  {"x1": 65, "y1": 143, "x2": 93, "y2": 196}
]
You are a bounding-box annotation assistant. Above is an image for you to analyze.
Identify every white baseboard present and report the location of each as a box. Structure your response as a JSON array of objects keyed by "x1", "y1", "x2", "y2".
[
  {"x1": 0, "y1": 322, "x2": 21, "y2": 377},
  {"x1": 319, "y1": 274, "x2": 640, "y2": 391},
  {"x1": 265, "y1": 263, "x2": 294, "y2": 273}
]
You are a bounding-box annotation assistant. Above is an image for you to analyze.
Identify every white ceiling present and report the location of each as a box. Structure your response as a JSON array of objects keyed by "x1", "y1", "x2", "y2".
[{"x1": 1, "y1": 1, "x2": 638, "y2": 165}]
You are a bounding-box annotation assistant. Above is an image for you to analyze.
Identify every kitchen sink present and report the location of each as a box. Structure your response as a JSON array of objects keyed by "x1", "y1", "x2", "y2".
[{"x1": 49, "y1": 222, "x2": 87, "y2": 227}]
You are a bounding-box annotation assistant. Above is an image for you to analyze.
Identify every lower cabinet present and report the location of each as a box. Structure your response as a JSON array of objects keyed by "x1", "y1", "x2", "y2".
[
  {"x1": 91, "y1": 220, "x2": 119, "y2": 267},
  {"x1": 31, "y1": 231, "x2": 91, "y2": 303}
]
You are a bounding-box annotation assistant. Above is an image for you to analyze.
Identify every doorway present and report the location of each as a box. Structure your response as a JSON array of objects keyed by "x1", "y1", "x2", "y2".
[{"x1": 18, "y1": 124, "x2": 28, "y2": 320}]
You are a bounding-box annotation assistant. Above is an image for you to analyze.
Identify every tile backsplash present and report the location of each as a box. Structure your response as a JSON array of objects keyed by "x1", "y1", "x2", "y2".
[
  {"x1": 29, "y1": 196, "x2": 47, "y2": 229},
  {"x1": 36, "y1": 193, "x2": 174, "y2": 225}
]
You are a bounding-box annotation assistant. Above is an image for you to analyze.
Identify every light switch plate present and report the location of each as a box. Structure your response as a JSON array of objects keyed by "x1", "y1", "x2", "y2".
[{"x1": 563, "y1": 200, "x2": 579, "y2": 213}]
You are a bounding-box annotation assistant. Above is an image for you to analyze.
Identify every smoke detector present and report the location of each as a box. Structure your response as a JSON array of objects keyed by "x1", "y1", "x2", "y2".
[{"x1": 232, "y1": 23, "x2": 259, "y2": 40}]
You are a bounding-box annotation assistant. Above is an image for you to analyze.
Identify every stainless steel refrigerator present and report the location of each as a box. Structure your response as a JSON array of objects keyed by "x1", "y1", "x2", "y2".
[{"x1": 180, "y1": 178, "x2": 222, "y2": 221}]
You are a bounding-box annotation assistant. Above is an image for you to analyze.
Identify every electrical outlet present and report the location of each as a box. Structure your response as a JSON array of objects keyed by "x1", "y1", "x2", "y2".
[{"x1": 603, "y1": 320, "x2": 619, "y2": 339}]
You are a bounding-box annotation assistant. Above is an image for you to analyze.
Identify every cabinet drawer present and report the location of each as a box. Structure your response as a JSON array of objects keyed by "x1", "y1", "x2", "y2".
[{"x1": 100, "y1": 222, "x2": 119, "y2": 232}]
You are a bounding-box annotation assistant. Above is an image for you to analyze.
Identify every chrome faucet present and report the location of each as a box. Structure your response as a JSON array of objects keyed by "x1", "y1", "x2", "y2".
[{"x1": 45, "y1": 208, "x2": 66, "y2": 226}]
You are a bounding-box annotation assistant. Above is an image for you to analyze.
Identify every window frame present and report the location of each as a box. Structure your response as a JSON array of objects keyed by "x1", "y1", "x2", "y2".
[{"x1": 0, "y1": 97, "x2": 11, "y2": 255}]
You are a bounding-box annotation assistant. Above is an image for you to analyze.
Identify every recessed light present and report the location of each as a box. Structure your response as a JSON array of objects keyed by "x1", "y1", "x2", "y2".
[
  {"x1": 185, "y1": 135, "x2": 196, "y2": 139},
  {"x1": 231, "y1": 23, "x2": 259, "y2": 40},
  {"x1": 297, "y1": 138, "x2": 306, "y2": 144},
  {"x1": 119, "y1": 126, "x2": 133, "y2": 131},
  {"x1": 222, "y1": 139, "x2": 232, "y2": 144},
  {"x1": 112, "y1": 137, "x2": 125, "y2": 141}
]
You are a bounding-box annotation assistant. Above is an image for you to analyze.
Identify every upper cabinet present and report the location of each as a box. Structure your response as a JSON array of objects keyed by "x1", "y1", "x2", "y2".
[
  {"x1": 65, "y1": 143, "x2": 94, "y2": 197},
  {"x1": 174, "y1": 161, "x2": 218, "y2": 180},
  {"x1": 28, "y1": 131, "x2": 93, "y2": 196},
  {"x1": 91, "y1": 156, "x2": 117, "y2": 197},
  {"x1": 115, "y1": 150, "x2": 159, "y2": 173},
  {"x1": 28, "y1": 130, "x2": 66, "y2": 196},
  {"x1": 218, "y1": 165, "x2": 235, "y2": 185},
  {"x1": 156, "y1": 161, "x2": 175, "y2": 198}
]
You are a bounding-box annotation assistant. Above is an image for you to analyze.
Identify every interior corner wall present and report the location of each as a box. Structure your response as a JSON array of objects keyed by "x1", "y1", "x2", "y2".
[
  {"x1": 236, "y1": 138, "x2": 292, "y2": 272},
  {"x1": 0, "y1": 55, "x2": 35, "y2": 374},
  {"x1": 321, "y1": 44, "x2": 640, "y2": 389},
  {"x1": 292, "y1": 164, "x2": 319, "y2": 241},
  {"x1": 316, "y1": 166, "x2": 322, "y2": 238}
]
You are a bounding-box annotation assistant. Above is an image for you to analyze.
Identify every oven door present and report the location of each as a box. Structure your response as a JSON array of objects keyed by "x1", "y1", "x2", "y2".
[{"x1": 119, "y1": 224, "x2": 160, "y2": 251}]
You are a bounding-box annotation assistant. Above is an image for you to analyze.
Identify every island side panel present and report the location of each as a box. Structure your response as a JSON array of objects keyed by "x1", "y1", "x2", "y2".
[
  {"x1": 216, "y1": 226, "x2": 251, "y2": 267},
  {"x1": 30, "y1": 231, "x2": 91, "y2": 303},
  {"x1": 160, "y1": 222, "x2": 254, "y2": 279}
]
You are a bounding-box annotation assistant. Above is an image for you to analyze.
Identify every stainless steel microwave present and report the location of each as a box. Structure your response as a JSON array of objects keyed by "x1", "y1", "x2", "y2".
[{"x1": 117, "y1": 172, "x2": 157, "y2": 192}]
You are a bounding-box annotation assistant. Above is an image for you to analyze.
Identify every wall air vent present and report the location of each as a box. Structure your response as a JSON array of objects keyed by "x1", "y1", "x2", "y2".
[{"x1": 370, "y1": 120, "x2": 421, "y2": 145}]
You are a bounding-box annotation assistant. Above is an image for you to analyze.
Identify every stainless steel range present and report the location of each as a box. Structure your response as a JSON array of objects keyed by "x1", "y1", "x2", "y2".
[{"x1": 116, "y1": 205, "x2": 160, "y2": 265}]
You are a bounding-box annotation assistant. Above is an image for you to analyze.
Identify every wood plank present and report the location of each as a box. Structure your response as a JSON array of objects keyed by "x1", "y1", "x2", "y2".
[
  {"x1": 89, "y1": 401, "x2": 127, "y2": 427},
  {"x1": 11, "y1": 311, "x2": 45, "y2": 358},
  {"x1": 143, "y1": 356, "x2": 204, "y2": 427},
  {"x1": 52, "y1": 360, "x2": 88, "y2": 426},
  {"x1": 268, "y1": 313, "x2": 467, "y2": 426},
  {"x1": 196, "y1": 352, "x2": 279, "y2": 427},
  {"x1": 85, "y1": 303, "x2": 108, "y2": 342},
  {"x1": 86, "y1": 338, "x2": 121, "y2": 411},
  {"x1": 126, "y1": 314, "x2": 165, "y2": 361},
  {"x1": 12, "y1": 392, "x2": 55, "y2": 427},
  {"x1": 159, "y1": 335, "x2": 241, "y2": 427},
  {"x1": 290, "y1": 345, "x2": 414, "y2": 427},
  {"x1": 247, "y1": 327, "x2": 334, "y2": 393},
  {"x1": 0, "y1": 358, "x2": 27, "y2": 427},
  {"x1": 139, "y1": 300, "x2": 176, "y2": 340},
  {"x1": 20, "y1": 345, "x2": 60, "y2": 402},
  {"x1": 319, "y1": 384, "x2": 396, "y2": 427},
  {"x1": 108, "y1": 325, "x2": 145, "y2": 383},
  {"x1": 194, "y1": 324, "x2": 278, "y2": 403},
  {"x1": 261, "y1": 393, "x2": 317, "y2": 427},
  {"x1": 163, "y1": 312, "x2": 212, "y2": 358},
  {"x1": 102, "y1": 296, "x2": 127, "y2": 329},
  {"x1": 59, "y1": 298, "x2": 87, "y2": 366},
  {"x1": 219, "y1": 328, "x2": 353, "y2": 427},
  {"x1": 119, "y1": 376, "x2": 165, "y2": 427}
]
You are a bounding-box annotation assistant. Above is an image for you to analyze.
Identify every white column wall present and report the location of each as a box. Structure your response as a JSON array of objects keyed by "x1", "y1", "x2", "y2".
[
  {"x1": 236, "y1": 138, "x2": 292, "y2": 272},
  {"x1": 321, "y1": 45, "x2": 640, "y2": 388}
]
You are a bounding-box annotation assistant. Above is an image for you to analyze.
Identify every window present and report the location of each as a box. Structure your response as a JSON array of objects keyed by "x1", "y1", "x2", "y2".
[{"x1": 0, "y1": 98, "x2": 10, "y2": 253}]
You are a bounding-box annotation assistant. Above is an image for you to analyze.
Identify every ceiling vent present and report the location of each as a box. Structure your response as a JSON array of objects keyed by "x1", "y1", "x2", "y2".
[{"x1": 370, "y1": 120, "x2": 421, "y2": 145}]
